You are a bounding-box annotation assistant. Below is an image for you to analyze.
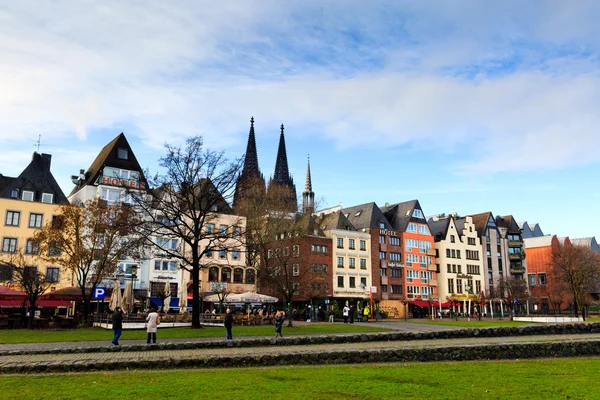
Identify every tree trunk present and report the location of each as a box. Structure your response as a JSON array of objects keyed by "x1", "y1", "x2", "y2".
[
  {"x1": 287, "y1": 301, "x2": 294, "y2": 327},
  {"x1": 191, "y1": 263, "x2": 201, "y2": 328},
  {"x1": 27, "y1": 299, "x2": 35, "y2": 329},
  {"x1": 82, "y1": 298, "x2": 91, "y2": 326}
]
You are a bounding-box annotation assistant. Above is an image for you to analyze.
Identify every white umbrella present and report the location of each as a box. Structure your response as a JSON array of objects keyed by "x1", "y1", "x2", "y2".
[
  {"x1": 179, "y1": 279, "x2": 188, "y2": 314},
  {"x1": 109, "y1": 280, "x2": 122, "y2": 311},
  {"x1": 204, "y1": 291, "x2": 278, "y2": 304},
  {"x1": 122, "y1": 281, "x2": 133, "y2": 313},
  {"x1": 163, "y1": 281, "x2": 171, "y2": 313}
]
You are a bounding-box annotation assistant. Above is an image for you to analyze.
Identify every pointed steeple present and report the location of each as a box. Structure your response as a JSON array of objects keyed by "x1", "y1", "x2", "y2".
[
  {"x1": 268, "y1": 123, "x2": 297, "y2": 212},
  {"x1": 233, "y1": 117, "x2": 266, "y2": 212},
  {"x1": 302, "y1": 155, "x2": 315, "y2": 215}
]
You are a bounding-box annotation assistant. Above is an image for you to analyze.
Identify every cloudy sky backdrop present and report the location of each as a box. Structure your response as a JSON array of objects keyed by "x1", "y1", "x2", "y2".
[{"x1": 1, "y1": 1, "x2": 599, "y2": 237}]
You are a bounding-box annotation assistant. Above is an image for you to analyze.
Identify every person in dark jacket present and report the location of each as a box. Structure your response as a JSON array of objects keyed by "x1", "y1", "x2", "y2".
[
  {"x1": 111, "y1": 307, "x2": 123, "y2": 345},
  {"x1": 275, "y1": 310, "x2": 284, "y2": 338},
  {"x1": 224, "y1": 308, "x2": 233, "y2": 340},
  {"x1": 349, "y1": 305, "x2": 355, "y2": 324}
]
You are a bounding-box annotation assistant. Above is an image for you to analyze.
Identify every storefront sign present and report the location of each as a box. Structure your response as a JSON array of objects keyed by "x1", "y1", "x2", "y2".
[
  {"x1": 388, "y1": 262, "x2": 403, "y2": 268},
  {"x1": 101, "y1": 176, "x2": 145, "y2": 189},
  {"x1": 457, "y1": 274, "x2": 473, "y2": 279}
]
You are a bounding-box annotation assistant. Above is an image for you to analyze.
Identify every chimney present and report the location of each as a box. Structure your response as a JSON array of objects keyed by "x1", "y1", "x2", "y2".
[{"x1": 41, "y1": 153, "x2": 52, "y2": 169}]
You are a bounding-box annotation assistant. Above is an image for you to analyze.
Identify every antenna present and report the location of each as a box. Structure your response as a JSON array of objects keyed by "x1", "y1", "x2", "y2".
[{"x1": 35, "y1": 135, "x2": 41, "y2": 152}]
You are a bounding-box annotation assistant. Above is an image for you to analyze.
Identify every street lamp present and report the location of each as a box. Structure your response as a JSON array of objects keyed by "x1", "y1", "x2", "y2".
[{"x1": 400, "y1": 298, "x2": 409, "y2": 321}]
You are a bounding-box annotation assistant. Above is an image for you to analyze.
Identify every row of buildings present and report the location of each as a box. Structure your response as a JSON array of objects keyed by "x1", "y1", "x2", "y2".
[{"x1": 1, "y1": 119, "x2": 598, "y2": 316}]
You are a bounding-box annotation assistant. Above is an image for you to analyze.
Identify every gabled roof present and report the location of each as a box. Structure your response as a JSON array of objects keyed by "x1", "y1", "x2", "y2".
[
  {"x1": 69, "y1": 133, "x2": 146, "y2": 196},
  {"x1": 469, "y1": 211, "x2": 497, "y2": 237},
  {"x1": 381, "y1": 199, "x2": 426, "y2": 232},
  {"x1": 454, "y1": 217, "x2": 467, "y2": 235},
  {"x1": 340, "y1": 202, "x2": 392, "y2": 230},
  {"x1": 0, "y1": 152, "x2": 67, "y2": 203},
  {"x1": 571, "y1": 237, "x2": 600, "y2": 253},
  {"x1": 318, "y1": 210, "x2": 356, "y2": 232},
  {"x1": 429, "y1": 218, "x2": 450, "y2": 242},
  {"x1": 496, "y1": 215, "x2": 521, "y2": 233}
]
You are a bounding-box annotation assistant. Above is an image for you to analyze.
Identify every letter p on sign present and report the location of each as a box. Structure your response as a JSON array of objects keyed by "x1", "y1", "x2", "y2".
[{"x1": 93, "y1": 287, "x2": 106, "y2": 300}]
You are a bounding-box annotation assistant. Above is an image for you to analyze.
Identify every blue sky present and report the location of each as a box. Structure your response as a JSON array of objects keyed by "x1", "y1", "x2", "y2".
[{"x1": 1, "y1": 1, "x2": 599, "y2": 238}]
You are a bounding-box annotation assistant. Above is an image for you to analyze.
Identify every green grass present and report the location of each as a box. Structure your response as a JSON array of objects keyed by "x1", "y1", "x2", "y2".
[
  {"x1": 407, "y1": 319, "x2": 530, "y2": 327},
  {"x1": 0, "y1": 324, "x2": 390, "y2": 344},
  {"x1": 1, "y1": 358, "x2": 599, "y2": 399}
]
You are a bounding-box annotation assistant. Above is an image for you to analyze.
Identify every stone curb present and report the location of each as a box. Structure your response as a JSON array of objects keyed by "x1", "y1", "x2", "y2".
[
  {"x1": 1, "y1": 339, "x2": 599, "y2": 374},
  {"x1": 2, "y1": 322, "x2": 599, "y2": 357}
]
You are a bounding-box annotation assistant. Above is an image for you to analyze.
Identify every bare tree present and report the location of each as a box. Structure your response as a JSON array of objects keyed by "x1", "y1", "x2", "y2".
[
  {"x1": 34, "y1": 198, "x2": 143, "y2": 325},
  {"x1": 209, "y1": 281, "x2": 230, "y2": 313},
  {"x1": 496, "y1": 275, "x2": 530, "y2": 321},
  {"x1": 550, "y1": 244, "x2": 600, "y2": 319},
  {"x1": 0, "y1": 252, "x2": 51, "y2": 329},
  {"x1": 130, "y1": 136, "x2": 243, "y2": 328}
]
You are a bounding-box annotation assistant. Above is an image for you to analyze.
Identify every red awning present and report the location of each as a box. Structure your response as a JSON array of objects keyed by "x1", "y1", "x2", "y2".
[
  {"x1": 0, "y1": 299, "x2": 69, "y2": 308},
  {"x1": 40, "y1": 286, "x2": 83, "y2": 301},
  {"x1": 0, "y1": 286, "x2": 28, "y2": 300},
  {"x1": 410, "y1": 300, "x2": 430, "y2": 308},
  {"x1": 0, "y1": 299, "x2": 27, "y2": 308}
]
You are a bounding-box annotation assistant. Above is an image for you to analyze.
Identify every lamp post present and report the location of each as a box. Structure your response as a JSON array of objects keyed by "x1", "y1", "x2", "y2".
[{"x1": 400, "y1": 298, "x2": 409, "y2": 321}]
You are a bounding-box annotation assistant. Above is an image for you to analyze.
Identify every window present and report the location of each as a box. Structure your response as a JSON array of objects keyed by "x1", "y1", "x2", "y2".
[
  {"x1": 206, "y1": 223, "x2": 215, "y2": 233},
  {"x1": 292, "y1": 264, "x2": 300, "y2": 276},
  {"x1": 418, "y1": 225, "x2": 430, "y2": 235},
  {"x1": 349, "y1": 277, "x2": 356, "y2": 288},
  {"x1": 405, "y1": 239, "x2": 418, "y2": 251},
  {"x1": 22, "y1": 191, "x2": 34, "y2": 201},
  {"x1": 48, "y1": 240, "x2": 61, "y2": 256},
  {"x1": 457, "y1": 265, "x2": 462, "y2": 274},
  {"x1": 219, "y1": 249, "x2": 227, "y2": 259},
  {"x1": 41, "y1": 193, "x2": 53, "y2": 204},
  {"x1": 311, "y1": 244, "x2": 328, "y2": 254},
  {"x1": 412, "y1": 209, "x2": 424, "y2": 219},
  {"x1": 451, "y1": 249, "x2": 456, "y2": 258},
  {"x1": 446, "y1": 249, "x2": 451, "y2": 258},
  {"x1": 245, "y1": 269, "x2": 255, "y2": 284},
  {"x1": 25, "y1": 239, "x2": 39, "y2": 255},
  {"x1": 528, "y1": 274, "x2": 536, "y2": 286},
  {"x1": 391, "y1": 268, "x2": 402, "y2": 278},
  {"x1": 450, "y1": 235, "x2": 455, "y2": 243},
  {"x1": 5, "y1": 211, "x2": 20, "y2": 227},
  {"x1": 380, "y1": 251, "x2": 386, "y2": 259},
  {"x1": 452, "y1": 264, "x2": 457, "y2": 273},
  {"x1": 349, "y1": 258, "x2": 356, "y2": 269},
  {"x1": 419, "y1": 240, "x2": 431, "y2": 253},
  {"x1": 0, "y1": 264, "x2": 13, "y2": 281},
  {"x1": 348, "y1": 239, "x2": 355, "y2": 250},
  {"x1": 23, "y1": 266, "x2": 37, "y2": 282},
  {"x1": 221, "y1": 267, "x2": 232, "y2": 283},
  {"x1": 117, "y1": 147, "x2": 128, "y2": 159},
  {"x1": 407, "y1": 223, "x2": 417, "y2": 233},
  {"x1": 292, "y1": 283, "x2": 300, "y2": 295},
  {"x1": 447, "y1": 279, "x2": 454, "y2": 293},
  {"x1": 379, "y1": 235, "x2": 385, "y2": 244},
  {"x1": 312, "y1": 264, "x2": 328, "y2": 274},
  {"x1": 205, "y1": 247, "x2": 213, "y2": 258},
  {"x1": 337, "y1": 276, "x2": 344, "y2": 288},
  {"x1": 10, "y1": 189, "x2": 18, "y2": 199},
  {"x1": 456, "y1": 279, "x2": 463, "y2": 293},
  {"x1": 447, "y1": 264, "x2": 451, "y2": 273},
  {"x1": 100, "y1": 188, "x2": 120, "y2": 205},
  {"x1": 361, "y1": 277, "x2": 367, "y2": 288},
  {"x1": 2, "y1": 238, "x2": 17, "y2": 253},
  {"x1": 390, "y1": 237, "x2": 400, "y2": 246},
  {"x1": 379, "y1": 222, "x2": 385, "y2": 229},
  {"x1": 283, "y1": 247, "x2": 289, "y2": 257},
  {"x1": 468, "y1": 237, "x2": 476, "y2": 245},
  {"x1": 497, "y1": 245, "x2": 501, "y2": 257},
  {"x1": 337, "y1": 257, "x2": 344, "y2": 268},
  {"x1": 232, "y1": 250, "x2": 239, "y2": 260},
  {"x1": 154, "y1": 260, "x2": 161, "y2": 271},
  {"x1": 337, "y1": 238, "x2": 344, "y2": 248},
  {"x1": 390, "y1": 253, "x2": 401, "y2": 261},
  {"x1": 267, "y1": 249, "x2": 273, "y2": 259},
  {"x1": 380, "y1": 284, "x2": 387, "y2": 293},
  {"x1": 456, "y1": 250, "x2": 461, "y2": 259},
  {"x1": 486, "y1": 244, "x2": 491, "y2": 256},
  {"x1": 538, "y1": 273, "x2": 547, "y2": 285},
  {"x1": 475, "y1": 280, "x2": 481, "y2": 294},
  {"x1": 419, "y1": 255, "x2": 432, "y2": 267},
  {"x1": 406, "y1": 254, "x2": 419, "y2": 266},
  {"x1": 233, "y1": 268, "x2": 244, "y2": 283},
  {"x1": 46, "y1": 267, "x2": 60, "y2": 283},
  {"x1": 293, "y1": 245, "x2": 300, "y2": 257},
  {"x1": 380, "y1": 268, "x2": 387, "y2": 276},
  {"x1": 360, "y1": 259, "x2": 367, "y2": 269},
  {"x1": 157, "y1": 238, "x2": 177, "y2": 250},
  {"x1": 466, "y1": 250, "x2": 480, "y2": 260},
  {"x1": 219, "y1": 225, "x2": 227, "y2": 236},
  {"x1": 360, "y1": 240, "x2": 367, "y2": 250},
  {"x1": 391, "y1": 285, "x2": 402, "y2": 294},
  {"x1": 233, "y1": 226, "x2": 241, "y2": 237},
  {"x1": 208, "y1": 267, "x2": 219, "y2": 282},
  {"x1": 467, "y1": 264, "x2": 480, "y2": 275}
]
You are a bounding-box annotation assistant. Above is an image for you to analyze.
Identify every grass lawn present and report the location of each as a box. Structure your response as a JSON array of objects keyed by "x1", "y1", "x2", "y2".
[
  {"x1": 0, "y1": 324, "x2": 390, "y2": 344},
  {"x1": 406, "y1": 319, "x2": 530, "y2": 327},
  {"x1": 1, "y1": 358, "x2": 599, "y2": 399}
]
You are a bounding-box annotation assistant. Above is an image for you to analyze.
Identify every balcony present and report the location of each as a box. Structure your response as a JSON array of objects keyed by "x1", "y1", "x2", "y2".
[
  {"x1": 427, "y1": 264, "x2": 437, "y2": 271},
  {"x1": 427, "y1": 249, "x2": 436, "y2": 256},
  {"x1": 509, "y1": 253, "x2": 524, "y2": 261},
  {"x1": 380, "y1": 243, "x2": 388, "y2": 252},
  {"x1": 510, "y1": 267, "x2": 525, "y2": 275},
  {"x1": 508, "y1": 240, "x2": 523, "y2": 247},
  {"x1": 428, "y1": 279, "x2": 438, "y2": 287}
]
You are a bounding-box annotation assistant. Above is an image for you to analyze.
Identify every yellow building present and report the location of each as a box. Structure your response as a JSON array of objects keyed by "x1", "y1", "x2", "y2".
[{"x1": 0, "y1": 153, "x2": 72, "y2": 291}]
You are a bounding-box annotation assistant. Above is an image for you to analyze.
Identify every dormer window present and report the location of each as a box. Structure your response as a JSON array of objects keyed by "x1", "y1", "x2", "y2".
[
  {"x1": 379, "y1": 222, "x2": 385, "y2": 229},
  {"x1": 117, "y1": 148, "x2": 128, "y2": 160},
  {"x1": 22, "y1": 191, "x2": 34, "y2": 202},
  {"x1": 10, "y1": 189, "x2": 18, "y2": 199},
  {"x1": 412, "y1": 209, "x2": 424, "y2": 219},
  {"x1": 41, "y1": 193, "x2": 53, "y2": 204}
]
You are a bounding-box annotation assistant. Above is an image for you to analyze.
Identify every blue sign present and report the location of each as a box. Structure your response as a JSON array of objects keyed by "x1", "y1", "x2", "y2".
[{"x1": 93, "y1": 287, "x2": 106, "y2": 300}]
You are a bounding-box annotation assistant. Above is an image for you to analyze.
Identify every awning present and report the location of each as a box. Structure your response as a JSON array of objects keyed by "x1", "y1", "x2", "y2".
[
  {"x1": 0, "y1": 286, "x2": 28, "y2": 300},
  {"x1": 432, "y1": 301, "x2": 456, "y2": 308},
  {"x1": 40, "y1": 286, "x2": 84, "y2": 301},
  {"x1": 409, "y1": 300, "x2": 430, "y2": 308},
  {"x1": 0, "y1": 299, "x2": 69, "y2": 308},
  {"x1": 0, "y1": 300, "x2": 26, "y2": 308}
]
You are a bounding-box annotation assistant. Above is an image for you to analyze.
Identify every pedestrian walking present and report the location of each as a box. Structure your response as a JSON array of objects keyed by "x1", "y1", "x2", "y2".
[
  {"x1": 111, "y1": 306, "x2": 123, "y2": 346},
  {"x1": 275, "y1": 310, "x2": 284, "y2": 338},
  {"x1": 328, "y1": 307, "x2": 334, "y2": 323},
  {"x1": 349, "y1": 305, "x2": 355, "y2": 324},
  {"x1": 224, "y1": 308, "x2": 233, "y2": 340},
  {"x1": 357, "y1": 307, "x2": 363, "y2": 322},
  {"x1": 146, "y1": 307, "x2": 160, "y2": 344},
  {"x1": 343, "y1": 304, "x2": 349, "y2": 323}
]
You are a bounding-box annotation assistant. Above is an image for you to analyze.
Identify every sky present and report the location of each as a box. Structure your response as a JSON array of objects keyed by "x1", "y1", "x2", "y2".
[{"x1": 1, "y1": 1, "x2": 599, "y2": 239}]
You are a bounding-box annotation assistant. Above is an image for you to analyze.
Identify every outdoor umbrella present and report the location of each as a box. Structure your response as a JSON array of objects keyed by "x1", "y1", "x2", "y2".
[
  {"x1": 163, "y1": 281, "x2": 171, "y2": 313},
  {"x1": 122, "y1": 281, "x2": 133, "y2": 313},
  {"x1": 178, "y1": 278, "x2": 187, "y2": 314},
  {"x1": 204, "y1": 291, "x2": 278, "y2": 304},
  {"x1": 109, "y1": 280, "x2": 122, "y2": 312},
  {"x1": 0, "y1": 286, "x2": 28, "y2": 300}
]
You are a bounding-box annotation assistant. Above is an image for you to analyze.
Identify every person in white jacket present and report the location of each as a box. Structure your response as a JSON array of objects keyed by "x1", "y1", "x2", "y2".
[{"x1": 146, "y1": 307, "x2": 160, "y2": 344}]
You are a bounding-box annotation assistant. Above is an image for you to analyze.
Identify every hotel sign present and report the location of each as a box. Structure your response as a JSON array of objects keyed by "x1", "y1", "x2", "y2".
[
  {"x1": 379, "y1": 229, "x2": 398, "y2": 237},
  {"x1": 101, "y1": 175, "x2": 146, "y2": 189}
]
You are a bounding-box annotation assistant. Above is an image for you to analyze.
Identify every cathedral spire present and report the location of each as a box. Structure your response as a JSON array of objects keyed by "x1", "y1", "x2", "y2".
[
  {"x1": 302, "y1": 155, "x2": 315, "y2": 215},
  {"x1": 241, "y1": 116, "x2": 261, "y2": 179},
  {"x1": 233, "y1": 117, "x2": 266, "y2": 212},
  {"x1": 268, "y1": 123, "x2": 297, "y2": 212}
]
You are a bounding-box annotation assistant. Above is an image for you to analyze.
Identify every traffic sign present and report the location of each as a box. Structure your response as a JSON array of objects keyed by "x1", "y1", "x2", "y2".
[{"x1": 93, "y1": 287, "x2": 106, "y2": 300}]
